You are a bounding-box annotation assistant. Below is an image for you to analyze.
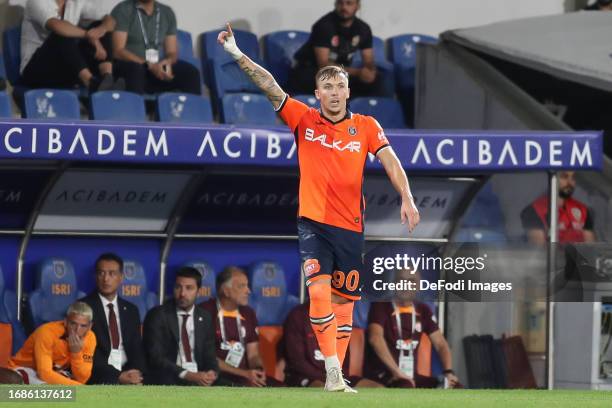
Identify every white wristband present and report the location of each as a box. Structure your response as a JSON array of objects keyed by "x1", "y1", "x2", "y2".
[{"x1": 223, "y1": 35, "x2": 244, "y2": 60}]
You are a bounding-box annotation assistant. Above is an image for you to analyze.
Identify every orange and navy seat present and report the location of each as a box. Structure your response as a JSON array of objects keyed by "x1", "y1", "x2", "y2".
[
  {"x1": 249, "y1": 261, "x2": 299, "y2": 378},
  {"x1": 119, "y1": 260, "x2": 158, "y2": 321},
  {"x1": 28, "y1": 258, "x2": 85, "y2": 328},
  {"x1": 183, "y1": 261, "x2": 216, "y2": 304}
]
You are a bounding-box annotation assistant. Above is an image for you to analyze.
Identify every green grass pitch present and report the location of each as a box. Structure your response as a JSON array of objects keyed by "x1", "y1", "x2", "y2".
[{"x1": 2, "y1": 386, "x2": 611, "y2": 408}]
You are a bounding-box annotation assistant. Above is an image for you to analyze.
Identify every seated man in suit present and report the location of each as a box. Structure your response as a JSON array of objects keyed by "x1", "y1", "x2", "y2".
[
  {"x1": 8, "y1": 301, "x2": 96, "y2": 385},
  {"x1": 201, "y1": 266, "x2": 281, "y2": 387},
  {"x1": 80, "y1": 252, "x2": 146, "y2": 384},
  {"x1": 143, "y1": 267, "x2": 218, "y2": 386},
  {"x1": 282, "y1": 301, "x2": 382, "y2": 388}
]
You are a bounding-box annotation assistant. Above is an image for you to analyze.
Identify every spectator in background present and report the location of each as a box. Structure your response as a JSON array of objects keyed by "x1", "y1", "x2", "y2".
[
  {"x1": 7, "y1": 302, "x2": 96, "y2": 385},
  {"x1": 111, "y1": 0, "x2": 200, "y2": 95},
  {"x1": 281, "y1": 301, "x2": 383, "y2": 388},
  {"x1": 521, "y1": 171, "x2": 596, "y2": 244},
  {"x1": 143, "y1": 267, "x2": 218, "y2": 386},
  {"x1": 289, "y1": 0, "x2": 385, "y2": 97},
  {"x1": 584, "y1": 0, "x2": 612, "y2": 11},
  {"x1": 20, "y1": 0, "x2": 124, "y2": 92},
  {"x1": 365, "y1": 269, "x2": 460, "y2": 388},
  {"x1": 80, "y1": 253, "x2": 146, "y2": 385},
  {"x1": 201, "y1": 266, "x2": 280, "y2": 386}
]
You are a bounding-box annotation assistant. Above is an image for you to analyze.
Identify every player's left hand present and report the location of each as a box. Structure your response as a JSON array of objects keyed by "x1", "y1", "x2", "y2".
[{"x1": 401, "y1": 197, "x2": 420, "y2": 233}]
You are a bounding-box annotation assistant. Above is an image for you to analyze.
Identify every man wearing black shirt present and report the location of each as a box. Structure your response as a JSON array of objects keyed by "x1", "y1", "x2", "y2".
[{"x1": 288, "y1": 0, "x2": 384, "y2": 97}]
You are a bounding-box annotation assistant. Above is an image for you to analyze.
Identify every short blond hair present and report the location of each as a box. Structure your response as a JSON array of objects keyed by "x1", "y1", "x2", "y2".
[
  {"x1": 315, "y1": 65, "x2": 349, "y2": 86},
  {"x1": 66, "y1": 301, "x2": 93, "y2": 321}
]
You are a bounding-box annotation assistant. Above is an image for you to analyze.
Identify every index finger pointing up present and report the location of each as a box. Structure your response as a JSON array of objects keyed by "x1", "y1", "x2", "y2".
[{"x1": 226, "y1": 22, "x2": 234, "y2": 37}]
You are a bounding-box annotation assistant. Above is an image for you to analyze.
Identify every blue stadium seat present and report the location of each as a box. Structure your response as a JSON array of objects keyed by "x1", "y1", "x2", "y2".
[
  {"x1": 387, "y1": 34, "x2": 437, "y2": 92},
  {"x1": 249, "y1": 261, "x2": 299, "y2": 326},
  {"x1": 28, "y1": 258, "x2": 85, "y2": 327},
  {"x1": 221, "y1": 93, "x2": 277, "y2": 125},
  {"x1": 349, "y1": 97, "x2": 406, "y2": 128},
  {"x1": 455, "y1": 182, "x2": 507, "y2": 242},
  {"x1": 183, "y1": 261, "x2": 216, "y2": 303},
  {"x1": 177, "y1": 29, "x2": 203, "y2": 83},
  {"x1": 262, "y1": 30, "x2": 309, "y2": 88},
  {"x1": 120, "y1": 260, "x2": 157, "y2": 321},
  {"x1": 90, "y1": 91, "x2": 146, "y2": 121},
  {"x1": 209, "y1": 59, "x2": 261, "y2": 103},
  {"x1": 454, "y1": 228, "x2": 507, "y2": 243},
  {"x1": 24, "y1": 89, "x2": 80, "y2": 119},
  {"x1": 199, "y1": 29, "x2": 262, "y2": 109},
  {"x1": 349, "y1": 36, "x2": 395, "y2": 97},
  {"x1": 199, "y1": 28, "x2": 261, "y2": 68},
  {"x1": 293, "y1": 94, "x2": 320, "y2": 109},
  {"x1": 157, "y1": 92, "x2": 213, "y2": 123},
  {"x1": 2, "y1": 26, "x2": 21, "y2": 87},
  {"x1": 351, "y1": 36, "x2": 393, "y2": 71},
  {"x1": 353, "y1": 298, "x2": 370, "y2": 329},
  {"x1": 0, "y1": 265, "x2": 26, "y2": 356},
  {"x1": 0, "y1": 92, "x2": 12, "y2": 118}
]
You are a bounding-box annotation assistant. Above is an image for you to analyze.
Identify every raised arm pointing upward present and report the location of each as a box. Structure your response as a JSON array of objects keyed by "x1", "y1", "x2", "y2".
[{"x1": 218, "y1": 23, "x2": 286, "y2": 109}]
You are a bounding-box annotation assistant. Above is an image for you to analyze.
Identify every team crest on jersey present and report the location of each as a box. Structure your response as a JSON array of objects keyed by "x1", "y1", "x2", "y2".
[
  {"x1": 331, "y1": 35, "x2": 340, "y2": 47},
  {"x1": 571, "y1": 207, "x2": 582, "y2": 221},
  {"x1": 352, "y1": 35, "x2": 360, "y2": 47},
  {"x1": 348, "y1": 126, "x2": 357, "y2": 136}
]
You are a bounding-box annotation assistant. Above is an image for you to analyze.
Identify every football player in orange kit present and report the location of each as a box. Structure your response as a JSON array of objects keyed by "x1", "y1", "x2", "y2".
[{"x1": 218, "y1": 23, "x2": 420, "y2": 392}]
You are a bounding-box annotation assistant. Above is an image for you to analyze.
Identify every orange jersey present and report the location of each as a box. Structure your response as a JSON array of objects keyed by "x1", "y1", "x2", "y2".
[
  {"x1": 278, "y1": 97, "x2": 390, "y2": 232},
  {"x1": 9, "y1": 321, "x2": 96, "y2": 385}
]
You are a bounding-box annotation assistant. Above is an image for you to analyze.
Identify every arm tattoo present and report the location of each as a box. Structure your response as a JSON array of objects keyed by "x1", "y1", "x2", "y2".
[{"x1": 237, "y1": 56, "x2": 286, "y2": 109}]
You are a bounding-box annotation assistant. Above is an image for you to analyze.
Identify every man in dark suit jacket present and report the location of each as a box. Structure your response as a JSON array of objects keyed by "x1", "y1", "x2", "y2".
[
  {"x1": 80, "y1": 253, "x2": 146, "y2": 385},
  {"x1": 143, "y1": 267, "x2": 218, "y2": 386}
]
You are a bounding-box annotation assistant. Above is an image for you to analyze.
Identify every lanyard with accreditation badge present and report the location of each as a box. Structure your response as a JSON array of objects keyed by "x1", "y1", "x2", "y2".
[
  {"x1": 393, "y1": 302, "x2": 417, "y2": 378},
  {"x1": 136, "y1": 5, "x2": 161, "y2": 63},
  {"x1": 217, "y1": 301, "x2": 246, "y2": 368}
]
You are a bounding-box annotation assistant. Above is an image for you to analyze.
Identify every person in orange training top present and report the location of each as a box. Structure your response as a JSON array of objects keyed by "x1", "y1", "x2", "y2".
[
  {"x1": 218, "y1": 23, "x2": 420, "y2": 393},
  {"x1": 8, "y1": 301, "x2": 96, "y2": 385}
]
